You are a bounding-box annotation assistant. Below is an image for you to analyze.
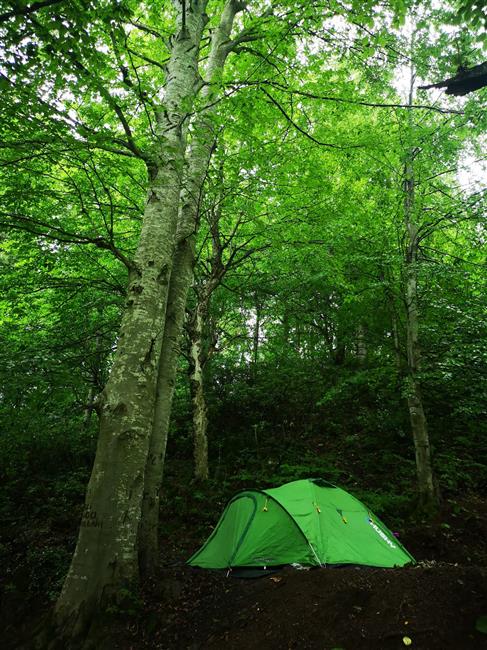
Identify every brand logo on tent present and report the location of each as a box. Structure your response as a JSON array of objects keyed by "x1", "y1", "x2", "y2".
[{"x1": 368, "y1": 518, "x2": 397, "y2": 549}]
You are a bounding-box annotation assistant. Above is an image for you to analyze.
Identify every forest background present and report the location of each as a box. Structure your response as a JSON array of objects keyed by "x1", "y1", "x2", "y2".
[{"x1": 0, "y1": 0, "x2": 486, "y2": 647}]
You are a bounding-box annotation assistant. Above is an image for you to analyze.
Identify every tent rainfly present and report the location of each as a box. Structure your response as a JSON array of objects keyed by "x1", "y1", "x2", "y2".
[{"x1": 188, "y1": 479, "x2": 415, "y2": 569}]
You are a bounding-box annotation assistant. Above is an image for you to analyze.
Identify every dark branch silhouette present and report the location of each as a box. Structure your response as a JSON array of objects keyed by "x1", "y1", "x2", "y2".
[
  {"x1": 419, "y1": 62, "x2": 487, "y2": 96},
  {"x1": 0, "y1": 0, "x2": 64, "y2": 24}
]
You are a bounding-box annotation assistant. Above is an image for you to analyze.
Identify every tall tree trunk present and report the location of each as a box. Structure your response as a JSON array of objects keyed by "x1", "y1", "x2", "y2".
[
  {"x1": 138, "y1": 0, "x2": 246, "y2": 573},
  {"x1": 187, "y1": 223, "x2": 223, "y2": 482},
  {"x1": 51, "y1": 6, "x2": 207, "y2": 641},
  {"x1": 381, "y1": 266, "x2": 403, "y2": 370},
  {"x1": 391, "y1": 313, "x2": 402, "y2": 370},
  {"x1": 253, "y1": 298, "x2": 261, "y2": 367},
  {"x1": 187, "y1": 175, "x2": 225, "y2": 483},
  {"x1": 403, "y1": 59, "x2": 438, "y2": 512},
  {"x1": 82, "y1": 383, "x2": 96, "y2": 429},
  {"x1": 189, "y1": 301, "x2": 209, "y2": 480},
  {"x1": 138, "y1": 236, "x2": 195, "y2": 574},
  {"x1": 83, "y1": 331, "x2": 103, "y2": 430}
]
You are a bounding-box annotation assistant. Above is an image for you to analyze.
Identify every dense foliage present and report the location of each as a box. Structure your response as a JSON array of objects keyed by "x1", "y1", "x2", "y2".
[{"x1": 0, "y1": 0, "x2": 485, "y2": 646}]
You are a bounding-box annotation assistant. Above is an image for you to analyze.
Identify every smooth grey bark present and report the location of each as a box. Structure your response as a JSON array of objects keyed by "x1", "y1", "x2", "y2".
[
  {"x1": 51, "y1": 5, "x2": 207, "y2": 641},
  {"x1": 188, "y1": 267, "x2": 221, "y2": 481},
  {"x1": 138, "y1": 234, "x2": 195, "y2": 572},
  {"x1": 189, "y1": 300, "x2": 210, "y2": 480},
  {"x1": 138, "y1": 0, "x2": 247, "y2": 572},
  {"x1": 187, "y1": 174, "x2": 260, "y2": 481},
  {"x1": 403, "y1": 61, "x2": 438, "y2": 511}
]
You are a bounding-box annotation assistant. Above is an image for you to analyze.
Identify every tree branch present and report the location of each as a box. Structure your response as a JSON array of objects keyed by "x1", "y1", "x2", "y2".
[
  {"x1": 0, "y1": 0, "x2": 64, "y2": 23},
  {"x1": 231, "y1": 80, "x2": 465, "y2": 115},
  {"x1": 0, "y1": 212, "x2": 134, "y2": 270},
  {"x1": 28, "y1": 17, "x2": 147, "y2": 161},
  {"x1": 261, "y1": 88, "x2": 361, "y2": 149}
]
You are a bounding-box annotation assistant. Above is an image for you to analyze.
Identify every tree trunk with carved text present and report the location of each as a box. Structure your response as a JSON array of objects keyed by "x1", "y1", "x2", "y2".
[{"x1": 50, "y1": 4, "x2": 207, "y2": 642}]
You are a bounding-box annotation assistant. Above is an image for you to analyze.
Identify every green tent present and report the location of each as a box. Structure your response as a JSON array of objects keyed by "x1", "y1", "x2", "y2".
[{"x1": 188, "y1": 479, "x2": 414, "y2": 569}]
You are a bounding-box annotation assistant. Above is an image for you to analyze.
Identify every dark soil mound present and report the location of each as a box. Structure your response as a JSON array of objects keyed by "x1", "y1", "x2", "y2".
[
  {"x1": 148, "y1": 563, "x2": 487, "y2": 650},
  {"x1": 3, "y1": 496, "x2": 487, "y2": 649}
]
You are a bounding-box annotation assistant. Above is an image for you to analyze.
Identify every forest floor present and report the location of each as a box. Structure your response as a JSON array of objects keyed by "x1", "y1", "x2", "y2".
[
  {"x1": 134, "y1": 562, "x2": 487, "y2": 650},
  {"x1": 2, "y1": 467, "x2": 487, "y2": 649},
  {"x1": 107, "y1": 495, "x2": 487, "y2": 650},
  {"x1": 5, "y1": 497, "x2": 487, "y2": 650}
]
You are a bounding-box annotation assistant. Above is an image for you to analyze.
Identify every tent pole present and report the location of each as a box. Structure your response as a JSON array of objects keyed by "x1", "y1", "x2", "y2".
[{"x1": 309, "y1": 543, "x2": 322, "y2": 567}]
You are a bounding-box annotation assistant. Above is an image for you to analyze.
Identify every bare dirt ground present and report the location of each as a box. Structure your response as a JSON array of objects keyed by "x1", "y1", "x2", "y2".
[
  {"x1": 3, "y1": 496, "x2": 487, "y2": 649},
  {"x1": 146, "y1": 562, "x2": 487, "y2": 650}
]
